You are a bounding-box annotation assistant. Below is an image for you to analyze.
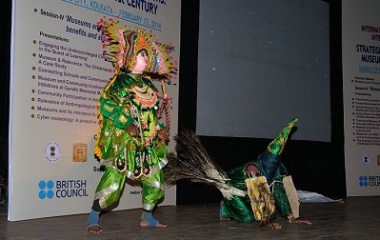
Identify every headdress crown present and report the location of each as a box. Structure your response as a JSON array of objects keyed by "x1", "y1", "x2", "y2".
[{"x1": 97, "y1": 17, "x2": 177, "y2": 79}]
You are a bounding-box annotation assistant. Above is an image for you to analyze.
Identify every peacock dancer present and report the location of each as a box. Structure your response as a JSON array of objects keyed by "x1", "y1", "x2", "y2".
[{"x1": 166, "y1": 118, "x2": 311, "y2": 229}]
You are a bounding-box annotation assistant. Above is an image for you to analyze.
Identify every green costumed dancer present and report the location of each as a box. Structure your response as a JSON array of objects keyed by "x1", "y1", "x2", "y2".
[
  {"x1": 219, "y1": 118, "x2": 311, "y2": 229},
  {"x1": 87, "y1": 17, "x2": 177, "y2": 234},
  {"x1": 166, "y1": 118, "x2": 311, "y2": 230}
]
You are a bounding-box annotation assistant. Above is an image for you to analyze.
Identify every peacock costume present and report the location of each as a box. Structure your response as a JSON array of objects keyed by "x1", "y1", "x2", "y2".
[
  {"x1": 87, "y1": 17, "x2": 177, "y2": 230},
  {"x1": 166, "y1": 118, "x2": 299, "y2": 225},
  {"x1": 220, "y1": 118, "x2": 297, "y2": 223}
]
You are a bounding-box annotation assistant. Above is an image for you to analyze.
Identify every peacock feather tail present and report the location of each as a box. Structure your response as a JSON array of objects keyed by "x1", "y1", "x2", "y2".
[{"x1": 165, "y1": 130, "x2": 246, "y2": 200}]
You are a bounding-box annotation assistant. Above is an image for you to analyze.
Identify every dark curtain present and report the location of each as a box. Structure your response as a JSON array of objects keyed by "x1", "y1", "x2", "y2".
[{"x1": 0, "y1": 1, "x2": 11, "y2": 179}]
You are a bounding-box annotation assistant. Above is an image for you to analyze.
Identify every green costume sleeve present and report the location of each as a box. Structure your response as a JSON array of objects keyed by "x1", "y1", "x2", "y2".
[
  {"x1": 94, "y1": 74, "x2": 136, "y2": 160},
  {"x1": 99, "y1": 97, "x2": 134, "y2": 129}
]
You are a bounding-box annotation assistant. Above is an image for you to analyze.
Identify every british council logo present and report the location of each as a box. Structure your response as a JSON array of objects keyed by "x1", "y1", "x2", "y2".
[
  {"x1": 39, "y1": 180, "x2": 55, "y2": 199},
  {"x1": 359, "y1": 176, "x2": 368, "y2": 187}
]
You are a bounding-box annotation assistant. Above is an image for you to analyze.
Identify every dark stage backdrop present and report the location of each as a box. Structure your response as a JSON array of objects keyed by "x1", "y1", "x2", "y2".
[
  {"x1": 0, "y1": 1, "x2": 11, "y2": 179},
  {"x1": 178, "y1": 0, "x2": 345, "y2": 204}
]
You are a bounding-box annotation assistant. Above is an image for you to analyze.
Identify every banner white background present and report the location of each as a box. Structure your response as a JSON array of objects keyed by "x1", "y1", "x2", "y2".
[
  {"x1": 9, "y1": 0, "x2": 180, "y2": 221},
  {"x1": 342, "y1": 0, "x2": 380, "y2": 196}
]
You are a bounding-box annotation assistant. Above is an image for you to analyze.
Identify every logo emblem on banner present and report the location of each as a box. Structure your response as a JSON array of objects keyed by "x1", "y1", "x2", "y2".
[
  {"x1": 359, "y1": 175, "x2": 380, "y2": 187},
  {"x1": 38, "y1": 179, "x2": 89, "y2": 199},
  {"x1": 38, "y1": 180, "x2": 54, "y2": 199},
  {"x1": 361, "y1": 154, "x2": 371, "y2": 165},
  {"x1": 73, "y1": 143, "x2": 87, "y2": 162},
  {"x1": 359, "y1": 176, "x2": 368, "y2": 187},
  {"x1": 44, "y1": 141, "x2": 62, "y2": 163}
]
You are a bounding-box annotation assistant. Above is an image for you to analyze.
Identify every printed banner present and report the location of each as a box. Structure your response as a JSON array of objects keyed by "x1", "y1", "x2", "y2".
[
  {"x1": 342, "y1": 0, "x2": 380, "y2": 196},
  {"x1": 9, "y1": 0, "x2": 180, "y2": 221}
]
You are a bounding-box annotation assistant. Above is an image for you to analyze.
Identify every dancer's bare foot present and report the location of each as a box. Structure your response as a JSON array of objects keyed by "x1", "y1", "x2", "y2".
[
  {"x1": 288, "y1": 215, "x2": 312, "y2": 225},
  {"x1": 219, "y1": 216, "x2": 231, "y2": 221},
  {"x1": 87, "y1": 225, "x2": 102, "y2": 234},
  {"x1": 266, "y1": 221, "x2": 281, "y2": 230},
  {"x1": 139, "y1": 220, "x2": 167, "y2": 228}
]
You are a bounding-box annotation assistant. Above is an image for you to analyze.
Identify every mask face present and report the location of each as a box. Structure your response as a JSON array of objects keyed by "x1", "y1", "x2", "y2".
[{"x1": 131, "y1": 50, "x2": 149, "y2": 74}]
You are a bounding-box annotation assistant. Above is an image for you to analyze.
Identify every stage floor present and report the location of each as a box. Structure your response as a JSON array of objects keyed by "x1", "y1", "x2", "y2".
[{"x1": 1, "y1": 196, "x2": 380, "y2": 239}]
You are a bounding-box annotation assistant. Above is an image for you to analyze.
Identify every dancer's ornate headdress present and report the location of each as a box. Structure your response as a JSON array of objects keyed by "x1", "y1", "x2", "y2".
[{"x1": 96, "y1": 17, "x2": 177, "y2": 79}]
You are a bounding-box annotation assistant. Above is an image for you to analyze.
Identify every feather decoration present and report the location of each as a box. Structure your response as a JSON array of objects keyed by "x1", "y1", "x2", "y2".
[
  {"x1": 96, "y1": 17, "x2": 126, "y2": 73},
  {"x1": 96, "y1": 17, "x2": 178, "y2": 79},
  {"x1": 165, "y1": 130, "x2": 246, "y2": 200}
]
